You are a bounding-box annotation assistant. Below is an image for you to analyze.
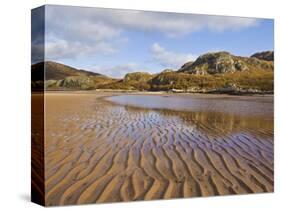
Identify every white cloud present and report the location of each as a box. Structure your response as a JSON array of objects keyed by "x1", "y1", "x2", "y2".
[
  {"x1": 44, "y1": 6, "x2": 125, "y2": 60},
  {"x1": 39, "y1": 5, "x2": 260, "y2": 61},
  {"x1": 58, "y1": 7, "x2": 258, "y2": 37},
  {"x1": 105, "y1": 11, "x2": 259, "y2": 37},
  {"x1": 44, "y1": 38, "x2": 117, "y2": 61},
  {"x1": 151, "y1": 43, "x2": 197, "y2": 68}
]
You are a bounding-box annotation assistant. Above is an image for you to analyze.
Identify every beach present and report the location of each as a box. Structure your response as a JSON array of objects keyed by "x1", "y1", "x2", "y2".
[{"x1": 42, "y1": 92, "x2": 274, "y2": 206}]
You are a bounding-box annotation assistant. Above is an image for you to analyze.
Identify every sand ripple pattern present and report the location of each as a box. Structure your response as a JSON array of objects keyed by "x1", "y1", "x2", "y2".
[{"x1": 44, "y1": 93, "x2": 273, "y2": 206}]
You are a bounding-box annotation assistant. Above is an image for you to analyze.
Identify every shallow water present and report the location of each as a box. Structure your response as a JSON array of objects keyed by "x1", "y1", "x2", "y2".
[
  {"x1": 106, "y1": 94, "x2": 273, "y2": 118},
  {"x1": 106, "y1": 94, "x2": 273, "y2": 137}
]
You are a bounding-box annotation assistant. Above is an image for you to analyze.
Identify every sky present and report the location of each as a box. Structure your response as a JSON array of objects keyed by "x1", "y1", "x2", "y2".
[{"x1": 32, "y1": 5, "x2": 274, "y2": 78}]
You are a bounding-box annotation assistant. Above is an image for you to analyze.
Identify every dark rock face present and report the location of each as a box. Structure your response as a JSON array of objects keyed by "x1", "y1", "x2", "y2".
[
  {"x1": 180, "y1": 61, "x2": 193, "y2": 70},
  {"x1": 251, "y1": 51, "x2": 274, "y2": 61}
]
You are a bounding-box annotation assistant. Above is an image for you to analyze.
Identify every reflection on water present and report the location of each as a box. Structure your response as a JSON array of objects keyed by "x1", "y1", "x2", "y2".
[
  {"x1": 107, "y1": 95, "x2": 273, "y2": 118},
  {"x1": 106, "y1": 94, "x2": 273, "y2": 137}
]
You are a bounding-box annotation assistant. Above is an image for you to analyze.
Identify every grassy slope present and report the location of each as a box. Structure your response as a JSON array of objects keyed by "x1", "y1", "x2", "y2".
[
  {"x1": 32, "y1": 52, "x2": 274, "y2": 93},
  {"x1": 99, "y1": 70, "x2": 273, "y2": 92}
]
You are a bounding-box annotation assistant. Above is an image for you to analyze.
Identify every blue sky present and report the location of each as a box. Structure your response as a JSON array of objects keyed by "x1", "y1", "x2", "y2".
[{"x1": 32, "y1": 5, "x2": 274, "y2": 78}]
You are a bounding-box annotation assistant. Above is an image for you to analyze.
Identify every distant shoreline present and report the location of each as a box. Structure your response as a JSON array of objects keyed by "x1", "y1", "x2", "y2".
[
  {"x1": 33, "y1": 89, "x2": 274, "y2": 97},
  {"x1": 106, "y1": 92, "x2": 274, "y2": 105}
]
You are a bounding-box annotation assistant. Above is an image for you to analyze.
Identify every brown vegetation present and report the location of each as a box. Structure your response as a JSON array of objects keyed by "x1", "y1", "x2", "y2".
[{"x1": 31, "y1": 51, "x2": 274, "y2": 94}]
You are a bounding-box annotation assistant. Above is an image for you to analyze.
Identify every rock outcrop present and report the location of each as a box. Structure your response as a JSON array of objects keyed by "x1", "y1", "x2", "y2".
[
  {"x1": 178, "y1": 51, "x2": 273, "y2": 74},
  {"x1": 251, "y1": 51, "x2": 274, "y2": 61},
  {"x1": 124, "y1": 72, "x2": 153, "y2": 82}
]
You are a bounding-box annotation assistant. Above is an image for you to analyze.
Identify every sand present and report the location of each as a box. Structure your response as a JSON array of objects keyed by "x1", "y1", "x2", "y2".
[
  {"x1": 41, "y1": 92, "x2": 273, "y2": 206},
  {"x1": 31, "y1": 93, "x2": 45, "y2": 204}
]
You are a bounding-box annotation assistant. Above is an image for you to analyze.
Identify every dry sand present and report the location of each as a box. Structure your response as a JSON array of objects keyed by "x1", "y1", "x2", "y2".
[{"x1": 40, "y1": 92, "x2": 273, "y2": 206}]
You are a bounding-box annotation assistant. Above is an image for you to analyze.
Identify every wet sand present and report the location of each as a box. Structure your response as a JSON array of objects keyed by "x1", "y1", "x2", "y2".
[{"x1": 43, "y1": 92, "x2": 274, "y2": 206}]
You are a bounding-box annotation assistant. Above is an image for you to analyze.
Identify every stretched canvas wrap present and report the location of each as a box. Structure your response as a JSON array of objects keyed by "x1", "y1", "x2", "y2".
[{"x1": 31, "y1": 5, "x2": 274, "y2": 207}]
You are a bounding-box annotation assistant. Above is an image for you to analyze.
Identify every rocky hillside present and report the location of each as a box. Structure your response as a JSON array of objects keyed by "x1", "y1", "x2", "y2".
[
  {"x1": 251, "y1": 51, "x2": 274, "y2": 61},
  {"x1": 151, "y1": 51, "x2": 273, "y2": 94},
  {"x1": 31, "y1": 61, "x2": 116, "y2": 90},
  {"x1": 32, "y1": 61, "x2": 103, "y2": 81},
  {"x1": 124, "y1": 72, "x2": 153, "y2": 82},
  {"x1": 32, "y1": 51, "x2": 274, "y2": 94},
  {"x1": 98, "y1": 72, "x2": 154, "y2": 91},
  {"x1": 178, "y1": 51, "x2": 273, "y2": 74}
]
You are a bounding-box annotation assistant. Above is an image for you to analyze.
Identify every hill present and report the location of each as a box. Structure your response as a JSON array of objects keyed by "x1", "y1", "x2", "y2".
[
  {"x1": 98, "y1": 72, "x2": 154, "y2": 91},
  {"x1": 31, "y1": 51, "x2": 274, "y2": 94},
  {"x1": 150, "y1": 51, "x2": 273, "y2": 94},
  {"x1": 31, "y1": 61, "x2": 102, "y2": 81},
  {"x1": 178, "y1": 51, "x2": 273, "y2": 74},
  {"x1": 251, "y1": 51, "x2": 274, "y2": 61},
  {"x1": 31, "y1": 61, "x2": 116, "y2": 90}
]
